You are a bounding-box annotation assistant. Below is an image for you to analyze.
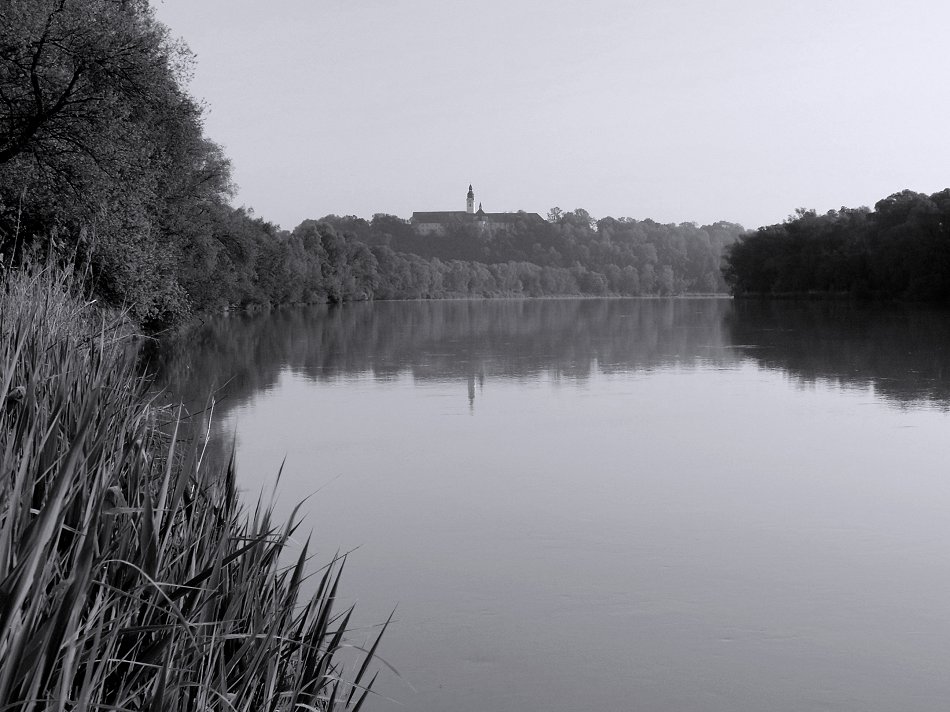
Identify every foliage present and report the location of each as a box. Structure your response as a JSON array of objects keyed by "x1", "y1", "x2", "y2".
[
  {"x1": 0, "y1": 265, "x2": 383, "y2": 711},
  {"x1": 0, "y1": 0, "x2": 231, "y2": 325},
  {"x1": 313, "y1": 212, "x2": 745, "y2": 299},
  {"x1": 723, "y1": 190, "x2": 950, "y2": 300}
]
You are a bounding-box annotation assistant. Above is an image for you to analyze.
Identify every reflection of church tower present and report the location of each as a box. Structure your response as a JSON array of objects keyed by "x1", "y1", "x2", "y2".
[
  {"x1": 467, "y1": 369, "x2": 485, "y2": 413},
  {"x1": 466, "y1": 184, "x2": 475, "y2": 213}
]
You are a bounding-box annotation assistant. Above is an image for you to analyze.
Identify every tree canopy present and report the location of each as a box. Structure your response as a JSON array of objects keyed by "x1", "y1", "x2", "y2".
[
  {"x1": 314, "y1": 211, "x2": 744, "y2": 299},
  {"x1": 723, "y1": 190, "x2": 950, "y2": 301},
  {"x1": 1, "y1": 0, "x2": 232, "y2": 323}
]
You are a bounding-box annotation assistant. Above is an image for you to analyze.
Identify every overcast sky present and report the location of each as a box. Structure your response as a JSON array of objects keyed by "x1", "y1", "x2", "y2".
[{"x1": 153, "y1": 0, "x2": 950, "y2": 230}]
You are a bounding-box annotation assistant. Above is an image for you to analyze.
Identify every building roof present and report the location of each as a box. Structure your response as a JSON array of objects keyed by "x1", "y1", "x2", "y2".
[
  {"x1": 411, "y1": 211, "x2": 471, "y2": 223},
  {"x1": 411, "y1": 210, "x2": 545, "y2": 224},
  {"x1": 479, "y1": 212, "x2": 545, "y2": 223}
]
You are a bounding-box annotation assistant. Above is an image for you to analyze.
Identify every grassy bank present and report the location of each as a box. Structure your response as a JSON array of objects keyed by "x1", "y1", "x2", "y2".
[{"x1": 0, "y1": 265, "x2": 382, "y2": 711}]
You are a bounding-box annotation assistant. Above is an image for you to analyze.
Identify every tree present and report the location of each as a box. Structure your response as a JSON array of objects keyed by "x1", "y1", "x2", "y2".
[
  {"x1": 0, "y1": 0, "x2": 200, "y2": 202},
  {"x1": 562, "y1": 208, "x2": 595, "y2": 230},
  {"x1": 0, "y1": 0, "x2": 233, "y2": 324}
]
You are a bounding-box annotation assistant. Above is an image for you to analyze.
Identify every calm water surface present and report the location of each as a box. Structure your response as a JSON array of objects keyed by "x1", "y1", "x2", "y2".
[{"x1": 156, "y1": 299, "x2": 950, "y2": 712}]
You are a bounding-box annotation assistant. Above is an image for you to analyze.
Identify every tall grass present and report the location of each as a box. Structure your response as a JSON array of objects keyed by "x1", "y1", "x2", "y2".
[{"x1": 0, "y1": 265, "x2": 384, "y2": 711}]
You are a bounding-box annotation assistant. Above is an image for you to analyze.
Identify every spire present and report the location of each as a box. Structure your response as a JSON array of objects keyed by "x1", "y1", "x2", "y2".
[{"x1": 466, "y1": 184, "x2": 475, "y2": 213}]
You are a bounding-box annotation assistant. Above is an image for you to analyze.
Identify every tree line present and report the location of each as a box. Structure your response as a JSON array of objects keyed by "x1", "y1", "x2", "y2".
[
  {"x1": 723, "y1": 189, "x2": 950, "y2": 301},
  {"x1": 317, "y1": 211, "x2": 743, "y2": 298},
  {"x1": 254, "y1": 215, "x2": 744, "y2": 306},
  {"x1": 1, "y1": 1, "x2": 747, "y2": 327}
]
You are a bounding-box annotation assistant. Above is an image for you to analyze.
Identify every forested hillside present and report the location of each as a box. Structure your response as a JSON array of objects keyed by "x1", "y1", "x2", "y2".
[
  {"x1": 1, "y1": 1, "x2": 742, "y2": 328},
  {"x1": 723, "y1": 190, "x2": 950, "y2": 301},
  {"x1": 313, "y1": 212, "x2": 743, "y2": 299}
]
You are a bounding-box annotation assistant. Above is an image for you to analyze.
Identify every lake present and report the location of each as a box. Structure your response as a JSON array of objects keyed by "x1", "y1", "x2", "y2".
[{"x1": 155, "y1": 298, "x2": 950, "y2": 712}]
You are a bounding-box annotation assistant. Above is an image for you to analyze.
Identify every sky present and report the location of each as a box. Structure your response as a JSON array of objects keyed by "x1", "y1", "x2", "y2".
[{"x1": 152, "y1": 0, "x2": 950, "y2": 231}]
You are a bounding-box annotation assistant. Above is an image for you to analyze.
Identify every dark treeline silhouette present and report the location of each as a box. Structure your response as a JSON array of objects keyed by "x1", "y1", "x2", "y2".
[
  {"x1": 1, "y1": 3, "x2": 743, "y2": 327},
  {"x1": 723, "y1": 189, "x2": 950, "y2": 300}
]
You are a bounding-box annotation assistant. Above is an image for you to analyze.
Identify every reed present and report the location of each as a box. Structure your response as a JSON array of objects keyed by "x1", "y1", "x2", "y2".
[{"x1": 0, "y1": 264, "x2": 383, "y2": 711}]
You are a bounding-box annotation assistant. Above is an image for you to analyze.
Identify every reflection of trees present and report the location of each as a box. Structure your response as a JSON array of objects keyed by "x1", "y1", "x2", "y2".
[
  {"x1": 151, "y1": 298, "x2": 737, "y2": 419},
  {"x1": 727, "y1": 301, "x2": 950, "y2": 407},
  {"x1": 150, "y1": 298, "x2": 950, "y2": 429}
]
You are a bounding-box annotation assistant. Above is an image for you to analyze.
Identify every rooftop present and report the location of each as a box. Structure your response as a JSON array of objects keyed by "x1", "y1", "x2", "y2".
[{"x1": 411, "y1": 210, "x2": 545, "y2": 224}]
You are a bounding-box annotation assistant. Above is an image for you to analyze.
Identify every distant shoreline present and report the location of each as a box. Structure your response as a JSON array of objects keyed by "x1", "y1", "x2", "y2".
[{"x1": 217, "y1": 292, "x2": 734, "y2": 314}]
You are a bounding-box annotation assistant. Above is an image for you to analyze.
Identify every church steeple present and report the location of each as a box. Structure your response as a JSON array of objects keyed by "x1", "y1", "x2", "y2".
[{"x1": 466, "y1": 184, "x2": 475, "y2": 213}]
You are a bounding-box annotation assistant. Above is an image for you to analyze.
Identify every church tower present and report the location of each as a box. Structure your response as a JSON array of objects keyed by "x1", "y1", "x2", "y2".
[{"x1": 466, "y1": 184, "x2": 475, "y2": 213}]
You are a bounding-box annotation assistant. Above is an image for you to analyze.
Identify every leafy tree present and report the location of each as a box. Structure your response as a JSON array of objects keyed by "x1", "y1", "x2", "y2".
[
  {"x1": 724, "y1": 189, "x2": 950, "y2": 301},
  {"x1": 0, "y1": 0, "x2": 233, "y2": 324}
]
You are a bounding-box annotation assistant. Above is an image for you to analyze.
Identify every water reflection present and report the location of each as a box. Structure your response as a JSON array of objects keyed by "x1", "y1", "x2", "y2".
[
  {"x1": 727, "y1": 300, "x2": 950, "y2": 408},
  {"x1": 152, "y1": 298, "x2": 736, "y2": 414},
  {"x1": 153, "y1": 297, "x2": 950, "y2": 414}
]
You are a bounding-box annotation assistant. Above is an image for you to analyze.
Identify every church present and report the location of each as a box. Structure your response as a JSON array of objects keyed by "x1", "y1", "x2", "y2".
[{"x1": 410, "y1": 185, "x2": 545, "y2": 235}]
